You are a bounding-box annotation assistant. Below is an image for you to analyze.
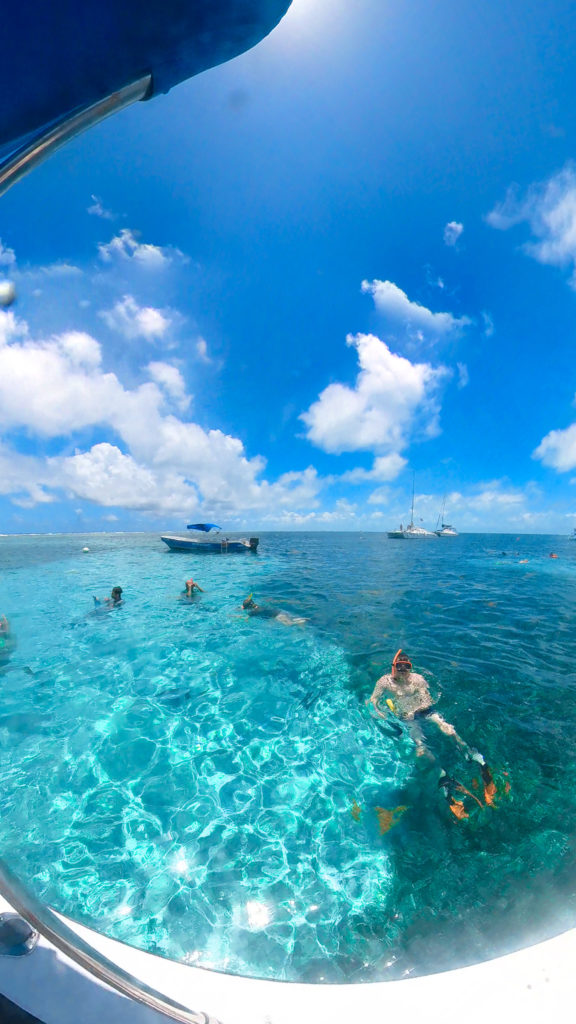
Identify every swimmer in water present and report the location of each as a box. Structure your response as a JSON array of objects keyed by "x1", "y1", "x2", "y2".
[
  {"x1": 183, "y1": 578, "x2": 204, "y2": 598},
  {"x1": 242, "y1": 595, "x2": 307, "y2": 626},
  {"x1": 0, "y1": 615, "x2": 12, "y2": 655},
  {"x1": 0, "y1": 615, "x2": 18, "y2": 666},
  {"x1": 368, "y1": 649, "x2": 495, "y2": 815},
  {"x1": 93, "y1": 586, "x2": 123, "y2": 609}
]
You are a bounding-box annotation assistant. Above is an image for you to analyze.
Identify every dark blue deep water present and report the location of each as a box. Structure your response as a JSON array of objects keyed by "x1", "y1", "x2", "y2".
[{"x1": 1, "y1": 531, "x2": 575, "y2": 982}]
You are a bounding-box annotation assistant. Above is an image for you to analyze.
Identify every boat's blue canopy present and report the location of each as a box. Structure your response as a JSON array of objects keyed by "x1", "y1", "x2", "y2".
[
  {"x1": 0, "y1": 0, "x2": 292, "y2": 154},
  {"x1": 187, "y1": 523, "x2": 221, "y2": 532}
]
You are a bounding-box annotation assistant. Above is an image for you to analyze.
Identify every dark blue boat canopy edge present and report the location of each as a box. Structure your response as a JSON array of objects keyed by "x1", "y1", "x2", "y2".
[{"x1": 1, "y1": 0, "x2": 293, "y2": 152}]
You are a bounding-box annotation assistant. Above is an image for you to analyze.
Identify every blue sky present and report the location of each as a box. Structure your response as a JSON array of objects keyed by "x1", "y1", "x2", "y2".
[{"x1": 3, "y1": 0, "x2": 576, "y2": 533}]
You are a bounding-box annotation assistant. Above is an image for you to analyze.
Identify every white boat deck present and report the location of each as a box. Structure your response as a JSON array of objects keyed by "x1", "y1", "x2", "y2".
[{"x1": 0, "y1": 894, "x2": 574, "y2": 1024}]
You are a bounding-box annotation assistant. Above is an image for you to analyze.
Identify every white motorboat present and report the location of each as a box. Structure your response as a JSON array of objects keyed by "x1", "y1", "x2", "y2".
[{"x1": 161, "y1": 523, "x2": 259, "y2": 552}]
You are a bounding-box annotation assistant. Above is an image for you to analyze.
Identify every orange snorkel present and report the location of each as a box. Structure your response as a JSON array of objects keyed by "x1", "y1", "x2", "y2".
[{"x1": 392, "y1": 649, "x2": 412, "y2": 673}]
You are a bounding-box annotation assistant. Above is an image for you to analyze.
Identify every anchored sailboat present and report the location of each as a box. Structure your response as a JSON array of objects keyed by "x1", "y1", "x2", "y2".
[
  {"x1": 388, "y1": 475, "x2": 437, "y2": 539},
  {"x1": 434, "y1": 496, "x2": 458, "y2": 537}
]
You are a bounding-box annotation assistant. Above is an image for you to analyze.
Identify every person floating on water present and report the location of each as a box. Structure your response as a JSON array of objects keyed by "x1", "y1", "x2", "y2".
[
  {"x1": 183, "y1": 578, "x2": 204, "y2": 598},
  {"x1": 242, "y1": 594, "x2": 307, "y2": 626},
  {"x1": 0, "y1": 615, "x2": 15, "y2": 662},
  {"x1": 367, "y1": 649, "x2": 497, "y2": 818},
  {"x1": 93, "y1": 586, "x2": 123, "y2": 609}
]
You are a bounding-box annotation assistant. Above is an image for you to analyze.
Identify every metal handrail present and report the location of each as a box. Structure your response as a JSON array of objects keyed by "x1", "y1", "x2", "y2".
[
  {"x1": 0, "y1": 75, "x2": 152, "y2": 197},
  {"x1": 0, "y1": 858, "x2": 221, "y2": 1024}
]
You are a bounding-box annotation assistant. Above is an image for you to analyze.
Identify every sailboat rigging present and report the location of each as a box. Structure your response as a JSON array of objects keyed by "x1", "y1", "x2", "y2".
[
  {"x1": 388, "y1": 474, "x2": 437, "y2": 539},
  {"x1": 434, "y1": 495, "x2": 458, "y2": 537}
]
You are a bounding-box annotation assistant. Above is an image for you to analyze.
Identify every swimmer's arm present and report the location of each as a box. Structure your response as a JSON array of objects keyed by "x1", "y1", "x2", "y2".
[
  {"x1": 194, "y1": 584, "x2": 204, "y2": 592},
  {"x1": 366, "y1": 675, "x2": 391, "y2": 718}
]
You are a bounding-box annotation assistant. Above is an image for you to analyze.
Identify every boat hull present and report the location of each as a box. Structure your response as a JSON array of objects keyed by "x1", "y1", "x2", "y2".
[{"x1": 161, "y1": 535, "x2": 258, "y2": 552}]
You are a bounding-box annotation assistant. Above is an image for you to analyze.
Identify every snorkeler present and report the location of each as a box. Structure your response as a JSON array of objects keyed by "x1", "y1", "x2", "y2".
[
  {"x1": 242, "y1": 594, "x2": 278, "y2": 618},
  {"x1": 0, "y1": 615, "x2": 15, "y2": 661},
  {"x1": 93, "y1": 586, "x2": 123, "y2": 609},
  {"x1": 242, "y1": 595, "x2": 306, "y2": 626},
  {"x1": 368, "y1": 650, "x2": 496, "y2": 816},
  {"x1": 183, "y1": 578, "x2": 204, "y2": 597}
]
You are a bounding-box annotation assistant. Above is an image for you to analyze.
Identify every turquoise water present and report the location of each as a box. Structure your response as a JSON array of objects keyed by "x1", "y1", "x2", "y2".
[{"x1": 1, "y1": 531, "x2": 576, "y2": 982}]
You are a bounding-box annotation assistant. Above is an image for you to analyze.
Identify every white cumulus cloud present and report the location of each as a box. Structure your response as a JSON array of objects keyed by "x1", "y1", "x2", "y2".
[
  {"x1": 340, "y1": 453, "x2": 407, "y2": 483},
  {"x1": 0, "y1": 240, "x2": 16, "y2": 267},
  {"x1": 0, "y1": 314, "x2": 324, "y2": 518},
  {"x1": 301, "y1": 332, "x2": 450, "y2": 455},
  {"x1": 361, "y1": 279, "x2": 470, "y2": 338},
  {"x1": 487, "y1": 164, "x2": 576, "y2": 286},
  {"x1": 196, "y1": 337, "x2": 211, "y2": 363},
  {"x1": 98, "y1": 229, "x2": 179, "y2": 269},
  {"x1": 466, "y1": 482, "x2": 526, "y2": 510},
  {"x1": 100, "y1": 294, "x2": 171, "y2": 341},
  {"x1": 54, "y1": 443, "x2": 200, "y2": 512},
  {"x1": 456, "y1": 362, "x2": 469, "y2": 389},
  {"x1": 533, "y1": 422, "x2": 576, "y2": 472},
  {"x1": 0, "y1": 311, "x2": 28, "y2": 347},
  {"x1": 147, "y1": 361, "x2": 190, "y2": 411},
  {"x1": 443, "y1": 221, "x2": 464, "y2": 247},
  {"x1": 87, "y1": 195, "x2": 114, "y2": 220}
]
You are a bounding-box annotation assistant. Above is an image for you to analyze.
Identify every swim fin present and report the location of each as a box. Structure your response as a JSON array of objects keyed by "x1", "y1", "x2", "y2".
[{"x1": 438, "y1": 769, "x2": 483, "y2": 814}]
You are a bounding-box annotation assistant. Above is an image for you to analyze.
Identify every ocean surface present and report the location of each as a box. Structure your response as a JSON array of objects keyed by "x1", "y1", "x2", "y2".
[{"x1": 0, "y1": 530, "x2": 575, "y2": 983}]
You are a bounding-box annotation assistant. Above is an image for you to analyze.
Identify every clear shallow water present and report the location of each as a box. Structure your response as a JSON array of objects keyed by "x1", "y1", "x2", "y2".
[{"x1": 1, "y1": 531, "x2": 576, "y2": 982}]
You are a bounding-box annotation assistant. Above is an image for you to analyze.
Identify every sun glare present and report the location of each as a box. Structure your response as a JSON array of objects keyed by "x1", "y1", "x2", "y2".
[{"x1": 274, "y1": 0, "x2": 352, "y2": 46}]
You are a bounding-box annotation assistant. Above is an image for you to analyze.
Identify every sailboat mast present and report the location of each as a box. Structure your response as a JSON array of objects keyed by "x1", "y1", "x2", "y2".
[
  {"x1": 410, "y1": 472, "x2": 415, "y2": 527},
  {"x1": 436, "y1": 494, "x2": 445, "y2": 531}
]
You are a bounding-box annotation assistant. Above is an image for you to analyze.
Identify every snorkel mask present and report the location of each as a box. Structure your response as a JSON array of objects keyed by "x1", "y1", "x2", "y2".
[
  {"x1": 392, "y1": 649, "x2": 412, "y2": 674},
  {"x1": 242, "y1": 593, "x2": 255, "y2": 609}
]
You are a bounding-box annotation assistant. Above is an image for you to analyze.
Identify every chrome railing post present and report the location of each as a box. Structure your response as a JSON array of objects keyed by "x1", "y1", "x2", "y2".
[
  {"x1": 0, "y1": 858, "x2": 222, "y2": 1024},
  {"x1": 0, "y1": 76, "x2": 152, "y2": 197}
]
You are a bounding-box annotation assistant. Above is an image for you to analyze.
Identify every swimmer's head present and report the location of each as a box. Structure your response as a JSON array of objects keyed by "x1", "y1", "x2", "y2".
[
  {"x1": 111, "y1": 586, "x2": 123, "y2": 601},
  {"x1": 242, "y1": 594, "x2": 256, "y2": 610},
  {"x1": 186, "y1": 578, "x2": 194, "y2": 589},
  {"x1": 392, "y1": 649, "x2": 412, "y2": 675}
]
